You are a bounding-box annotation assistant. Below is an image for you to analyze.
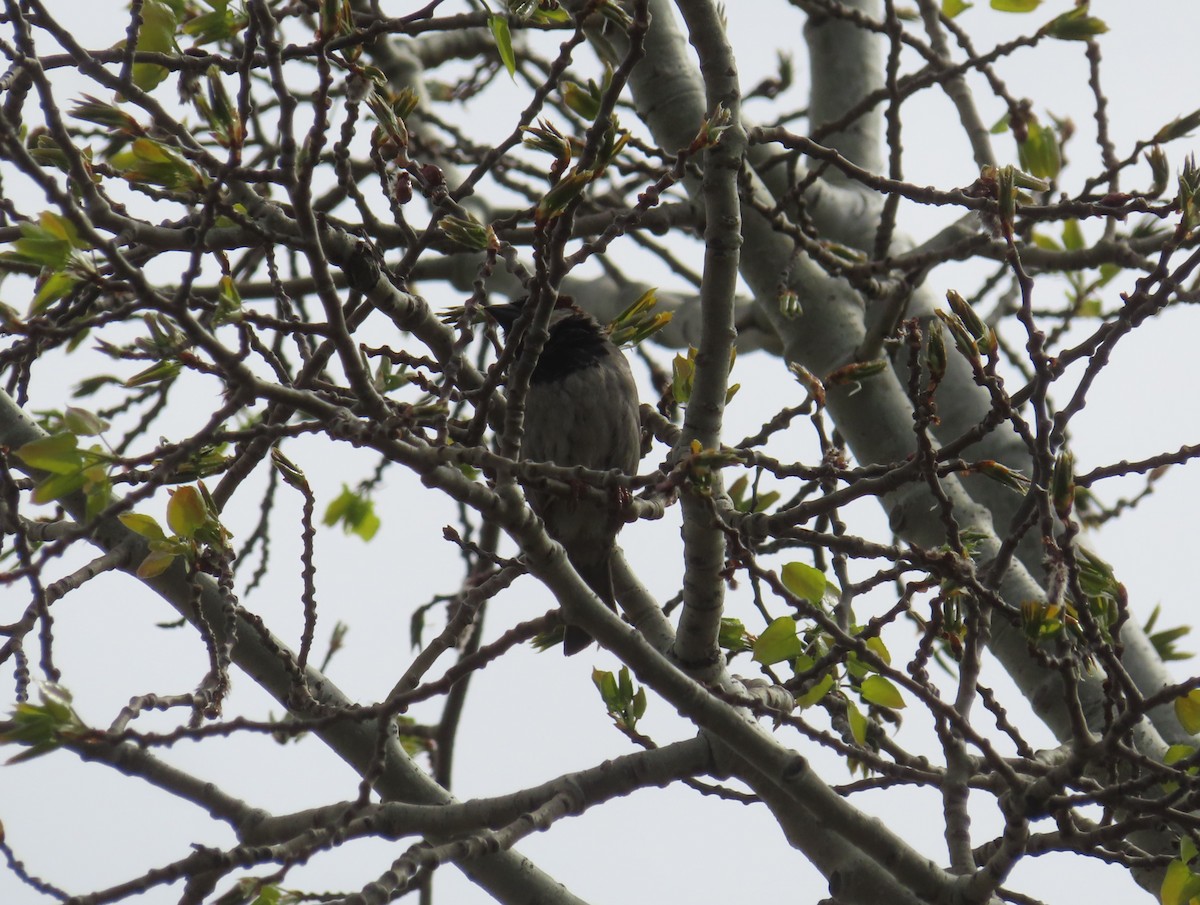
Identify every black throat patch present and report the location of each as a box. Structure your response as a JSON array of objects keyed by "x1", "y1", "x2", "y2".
[{"x1": 531, "y1": 315, "x2": 608, "y2": 384}]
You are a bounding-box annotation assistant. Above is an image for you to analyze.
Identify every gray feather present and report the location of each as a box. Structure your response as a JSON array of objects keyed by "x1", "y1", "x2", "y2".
[{"x1": 509, "y1": 304, "x2": 641, "y2": 654}]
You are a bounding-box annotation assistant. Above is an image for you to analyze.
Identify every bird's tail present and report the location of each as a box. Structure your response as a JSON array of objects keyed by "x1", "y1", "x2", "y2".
[{"x1": 563, "y1": 551, "x2": 618, "y2": 656}]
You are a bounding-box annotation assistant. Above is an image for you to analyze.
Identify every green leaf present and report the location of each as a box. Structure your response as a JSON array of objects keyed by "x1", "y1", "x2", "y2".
[
  {"x1": 632, "y1": 686, "x2": 647, "y2": 721},
  {"x1": 437, "y1": 215, "x2": 493, "y2": 251},
  {"x1": 671, "y1": 350, "x2": 696, "y2": 404},
  {"x1": 1163, "y1": 744, "x2": 1197, "y2": 793},
  {"x1": 563, "y1": 79, "x2": 602, "y2": 121},
  {"x1": 1097, "y1": 262, "x2": 1121, "y2": 286},
  {"x1": 826, "y1": 358, "x2": 888, "y2": 387},
  {"x1": 250, "y1": 885, "x2": 283, "y2": 905},
  {"x1": 1164, "y1": 744, "x2": 1195, "y2": 767},
  {"x1": 1042, "y1": 7, "x2": 1108, "y2": 41},
  {"x1": 0, "y1": 684, "x2": 86, "y2": 763},
  {"x1": 990, "y1": 0, "x2": 1039, "y2": 11},
  {"x1": 70, "y1": 94, "x2": 144, "y2": 135},
  {"x1": 1161, "y1": 858, "x2": 1200, "y2": 905},
  {"x1": 864, "y1": 635, "x2": 891, "y2": 666},
  {"x1": 727, "y1": 474, "x2": 780, "y2": 513},
  {"x1": 1052, "y1": 449, "x2": 1075, "y2": 520},
  {"x1": 1155, "y1": 108, "x2": 1200, "y2": 144},
  {"x1": 31, "y1": 471, "x2": 86, "y2": 504},
  {"x1": 118, "y1": 512, "x2": 168, "y2": 542},
  {"x1": 942, "y1": 0, "x2": 971, "y2": 16},
  {"x1": 593, "y1": 667, "x2": 619, "y2": 708},
  {"x1": 717, "y1": 617, "x2": 752, "y2": 653},
  {"x1": 847, "y1": 702, "x2": 868, "y2": 745},
  {"x1": 781, "y1": 561, "x2": 826, "y2": 603},
  {"x1": 136, "y1": 547, "x2": 177, "y2": 578},
  {"x1": 489, "y1": 14, "x2": 516, "y2": 77},
  {"x1": 110, "y1": 137, "x2": 203, "y2": 190},
  {"x1": 1175, "y1": 689, "x2": 1200, "y2": 735},
  {"x1": 84, "y1": 476, "x2": 112, "y2": 522},
  {"x1": 752, "y1": 616, "x2": 801, "y2": 665},
  {"x1": 1029, "y1": 231, "x2": 1061, "y2": 251},
  {"x1": 40, "y1": 276, "x2": 80, "y2": 310},
  {"x1": 124, "y1": 360, "x2": 181, "y2": 387},
  {"x1": 592, "y1": 666, "x2": 645, "y2": 729},
  {"x1": 1061, "y1": 218, "x2": 1084, "y2": 251},
  {"x1": 323, "y1": 486, "x2": 381, "y2": 541},
  {"x1": 796, "y1": 673, "x2": 834, "y2": 708},
  {"x1": 202, "y1": 66, "x2": 242, "y2": 148},
  {"x1": 1144, "y1": 602, "x2": 1193, "y2": 663},
  {"x1": 131, "y1": 0, "x2": 180, "y2": 92},
  {"x1": 319, "y1": 0, "x2": 350, "y2": 37},
  {"x1": 974, "y1": 459, "x2": 1031, "y2": 493},
  {"x1": 608, "y1": 288, "x2": 673, "y2": 348},
  {"x1": 861, "y1": 675, "x2": 905, "y2": 709},
  {"x1": 535, "y1": 168, "x2": 595, "y2": 220},
  {"x1": 846, "y1": 651, "x2": 870, "y2": 682},
  {"x1": 166, "y1": 485, "x2": 207, "y2": 538},
  {"x1": 3, "y1": 211, "x2": 88, "y2": 271},
  {"x1": 63, "y1": 406, "x2": 109, "y2": 436},
  {"x1": 14, "y1": 433, "x2": 80, "y2": 474},
  {"x1": 1018, "y1": 120, "x2": 1061, "y2": 181},
  {"x1": 183, "y1": 0, "x2": 246, "y2": 45}
]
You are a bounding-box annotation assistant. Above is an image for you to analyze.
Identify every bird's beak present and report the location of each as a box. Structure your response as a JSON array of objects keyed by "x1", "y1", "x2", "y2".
[{"x1": 483, "y1": 300, "x2": 525, "y2": 333}]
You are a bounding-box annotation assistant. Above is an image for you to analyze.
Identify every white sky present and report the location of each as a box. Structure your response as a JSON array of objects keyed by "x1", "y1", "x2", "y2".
[{"x1": 2, "y1": 2, "x2": 1199, "y2": 904}]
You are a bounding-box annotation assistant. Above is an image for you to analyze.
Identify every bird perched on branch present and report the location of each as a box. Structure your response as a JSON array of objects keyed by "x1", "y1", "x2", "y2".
[{"x1": 487, "y1": 296, "x2": 642, "y2": 655}]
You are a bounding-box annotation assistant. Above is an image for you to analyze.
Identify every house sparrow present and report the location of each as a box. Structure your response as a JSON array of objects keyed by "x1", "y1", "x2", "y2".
[{"x1": 487, "y1": 296, "x2": 642, "y2": 654}]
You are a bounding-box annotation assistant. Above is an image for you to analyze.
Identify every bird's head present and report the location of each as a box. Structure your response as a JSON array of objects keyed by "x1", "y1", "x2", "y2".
[
  {"x1": 484, "y1": 295, "x2": 594, "y2": 335},
  {"x1": 484, "y1": 296, "x2": 610, "y2": 383}
]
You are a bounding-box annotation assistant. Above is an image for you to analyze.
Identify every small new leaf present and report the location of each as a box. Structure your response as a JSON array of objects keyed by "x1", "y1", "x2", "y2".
[
  {"x1": 592, "y1": 666, "x2": 645, "y2": 730},
  {"x1": 1155, "y1": 109, "x2": 1200, "y2": 145},
  {"x1": 118, "y1": 512, "x2": 168, "y2": 542},
  {"x1": 1018, "y1": 119, "x2": 1061, "y2": 181},
  {"x1": 14, "y1": 433, "x2": 80, "y2": 474},
  {"x1": 69, "y1": 95, "x2": 145, "y2": 136},
  {"x1": 974, "y1": 460, "x2": 1032, "y2": 494},
  {"x1": 718, "y1": 617, "x2": 752, "y2": 654},
  {"x1": 796, "y1": 673, "x2": 835, "y2": 708},
  {"x1": 788, "y1": 362, "x2": 826, "y2": 407},
  {"x1": 608, "y1": 288, "x2": 673, "y2": 347},
  {"x1": 0, "y1": 683, "x2": 87, "y2": 764},
  {"x1": 671, "y1": 349, "x2": 696, "y2": 404},
  {"x1": 1144, "y1": 604, "x2": 1193, "y2": 663},
  {"x1": 166, "y1": 485, "x2": 207, "y2": 539},
  {"x1": 535, "y1": 168, "x2": 595, "y2": 220},
  {"x1": 1052, "y1": 449, "x2": 1074, "y2": 520},
  {"x1": 131, "y1": 0, "x2": 179, "y2": 92},
  {"x1": 727, "y1": 474, "x2": 780, "y2": 513},
  {"x1": 1175, "y1": 689, "x2": 1200, "y2": 735},
  {"x1": 1042, "y1": 7, "x2": 1108, "y2": 41},
  {"x1": 826, "y1": 359, "x2": 888, "y2": 387},
  {"x1": 58, "y1": 407, "x2": 107, "y2": 438},
  {"x1": 861, "y1": 675, "x2": 905, "y2": 710},
  {"x1": 124, "y1": 360, "x2": 181, "y2": 388},
  {"x1": 136, "y1": 547, "x2": 178, "y2": 579},
  {"x1": 781, "y1": 561, "x2": 826, "y2": 604},
  {"x1": 437, "y1": 215, "x2": 494, "y2": 251},
  {"x1": 847, "y1": 702, "x2": 869, "y2": 745},
  {"x1": 324, "y1": 485, "x2": 381, "y2": 541},
  {"x1": 752, "y1": 616, "x2": 801, "y2": 666},
  {"x1": 489, "y1": 15, "x2": 517, "y2": 77}
]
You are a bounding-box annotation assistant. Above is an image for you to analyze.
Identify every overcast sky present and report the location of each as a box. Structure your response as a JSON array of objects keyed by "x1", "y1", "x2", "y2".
[{"x1": 2, "y1": 2, "x2": 1199, "y2": 903}]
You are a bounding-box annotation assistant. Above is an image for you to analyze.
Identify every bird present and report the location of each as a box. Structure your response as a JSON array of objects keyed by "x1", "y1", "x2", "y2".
[{"x1": 486, "y1": 296, "x2": 642, "y2": 654}]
